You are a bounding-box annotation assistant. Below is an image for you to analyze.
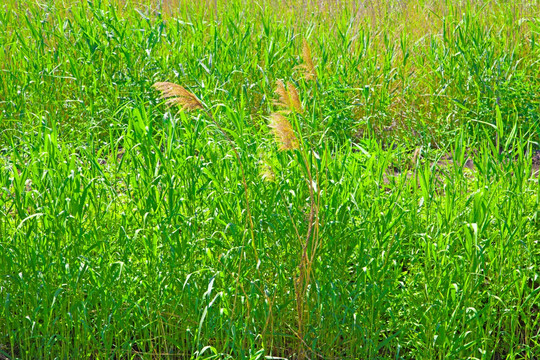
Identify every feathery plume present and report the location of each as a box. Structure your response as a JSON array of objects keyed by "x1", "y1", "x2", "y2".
[
  {"x1": 152, "y1": 82, "x2": 204, "y2": 111},
  {"x1": 274, "y1": 80, "x2": 289, "y2": 110},
  {"x1": 274, "y1": 80, "x2": 304, "y2": 113},
  {"x1": 286, "y1": 81, "x2": 303, "y2": 113},
  {"x1": 259, "y1": 159, "x2": 276, "y2": 182},
  {"x1": 297, "y1": 39, "x2": 317, "y2": 81},
  {"x1": 268, "y1": 113, "x2": 299, "y2": 151}
]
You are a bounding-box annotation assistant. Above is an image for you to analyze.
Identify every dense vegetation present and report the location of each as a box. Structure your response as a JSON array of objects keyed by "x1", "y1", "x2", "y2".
[{"x1": 1, "y1": 0, "x2": 539, "y2": 359}]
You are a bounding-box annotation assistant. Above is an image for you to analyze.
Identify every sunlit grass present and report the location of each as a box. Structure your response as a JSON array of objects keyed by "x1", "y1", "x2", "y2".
[{"x1": 0, "y1": 1, "x2": 539, "y2": 359}]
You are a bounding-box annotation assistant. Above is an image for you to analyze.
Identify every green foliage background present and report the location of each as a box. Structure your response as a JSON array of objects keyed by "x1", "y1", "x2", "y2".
[{"x1": 0, "y1": 0, "x2": 539, "y2": 359}]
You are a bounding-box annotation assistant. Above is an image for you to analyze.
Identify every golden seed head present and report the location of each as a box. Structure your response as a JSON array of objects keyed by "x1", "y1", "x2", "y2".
[
  {"x1": 268, "y1": 113, "x2": 299, "y2": 151},
  {"x1": 274, "y1": 80, "x2": 303, "y2": 114},
  {"x1": 259, "y1": 161, "x2": 276, "y2": 182},
  {"x1": 152, "y1": 82, "x2": 204, "y2": 111},
  {"x1": 299, "y1": 39, "x2": 317, "y2": 81},
  {"x1": 286, "y1": 81, "x2": 303, "y2": 113},
  {"x1": 274, "y1": 80, "x2": 289, "y2": 109}
]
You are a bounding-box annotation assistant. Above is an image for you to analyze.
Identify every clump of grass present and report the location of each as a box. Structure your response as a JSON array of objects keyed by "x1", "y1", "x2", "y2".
[{"x1": 1, "y1": 1, "x2": 540, "y2": 360}]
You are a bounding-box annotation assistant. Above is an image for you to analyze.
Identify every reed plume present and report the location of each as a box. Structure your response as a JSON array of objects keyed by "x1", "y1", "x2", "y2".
[
  {"x1": 274, "y1": 80, "x2": 289, "y2": 109},
  {"x1": 274, "y1": 80, "x2": 303, "y2": 113},
  {"x1": 152, "y1": 82, "x2": 204, "y2": 111},
  {"x1": 259, "y1": 158, "x2": 276, "y2": 182},
  {"x1": 286, "y1": 81, "x2": 303, "y2": 113},
  {"x1": 268, "y1": 113, "x2": 299, "y2": 151},
  {"x1": 297, "y1": 39, "x2": 317, "y2": 81}
]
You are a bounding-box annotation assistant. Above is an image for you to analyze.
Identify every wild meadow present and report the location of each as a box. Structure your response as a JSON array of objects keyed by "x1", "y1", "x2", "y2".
[{"x1": 1, "y1": 0, "x2": 539, "y2": 359}]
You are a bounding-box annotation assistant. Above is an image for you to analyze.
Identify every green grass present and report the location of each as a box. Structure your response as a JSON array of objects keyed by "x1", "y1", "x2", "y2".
[{"x1": 1, "y1": 0, "x2": 540, "y2": 359}]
